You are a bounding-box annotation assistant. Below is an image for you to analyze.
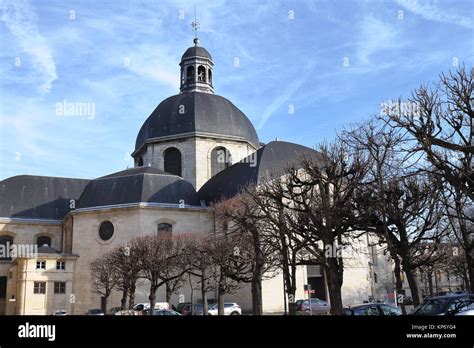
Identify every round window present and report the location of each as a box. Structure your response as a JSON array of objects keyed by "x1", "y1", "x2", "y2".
[{"x1": 99, "y1": 221, "x2": 114, "y2": 241}]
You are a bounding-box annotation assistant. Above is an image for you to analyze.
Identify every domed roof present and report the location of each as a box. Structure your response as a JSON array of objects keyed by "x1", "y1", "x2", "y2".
[
  {"x1": 77, "y1": 167, "x2": 200, "y2": 209},
  {"x1": 135, "y1": 92, "x2": 259, "y2": 151},
  {"x1": 198, "y1": 141, "x2": 320, "y2": 203},
  {"x1": 181, "y1": 46, "x2": 212, "y2": 60}
]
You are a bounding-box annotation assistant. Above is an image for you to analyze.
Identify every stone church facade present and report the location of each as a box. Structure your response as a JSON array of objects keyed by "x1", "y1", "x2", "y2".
[{"x1": 0, "y1": 39, "x2": 374, "y2": 315}]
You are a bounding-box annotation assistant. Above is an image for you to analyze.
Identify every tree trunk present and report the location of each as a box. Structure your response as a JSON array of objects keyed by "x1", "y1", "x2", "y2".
[
  {"x1": 465, "y1": 249, "x2": 474, "y2": 293},
  {"x1": 251, "y1": 276, "x2": 263, "y2": 315},
  {"x1": 149, "y1": 285, "x2": 157, "y2": 316},
  {"x1": 165, "y1": 283, "x2": 172, "y2": 304},
  {"x1": 284, "y1": 262, "x2": 298, "y2": 315},
  {"x1": 393, "y1": 257, "x2": 406, "y2": 315},
  {"x1": 217, "y1": 285, "x2": 225, "y2": 315},
  {"x1": 217, "y1": 271, "x2": 225, "y2": 315},
  {"x1": 128, "y1": 280, "x2": 136, "y2": 309},
  {"x1": 287, "y1": 289, "x2": 297, "y2": 315},
  {"x1": 325, "y1": 259, "x2": 343, "y2": 315},
  {"x1": 404, "y1": 266, "x2": 421, "y2": 307},
  {"x1": 427, "y1": 272, "x2": 434, "y2": 297},
  {"x1": 201, "y1": 272, "x2": 208, "y2": 316},
  {"x1": 101, "y1": 294, "x2": 109, "y2": 314},
  {"x1": 120, "y1": 286, "x2": 128, "y2": 310}
]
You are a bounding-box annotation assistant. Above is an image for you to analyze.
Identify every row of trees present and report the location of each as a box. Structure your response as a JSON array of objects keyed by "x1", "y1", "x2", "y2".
[
  {"x1": 210, "y1": 66, "x2": 473, "y2": 315},
  {"x1": 91, "y1": 66, "x2": 472, "y2": 315},
  {"x1": 91, "y1": 232, "x2": 245, "y2": 315}
]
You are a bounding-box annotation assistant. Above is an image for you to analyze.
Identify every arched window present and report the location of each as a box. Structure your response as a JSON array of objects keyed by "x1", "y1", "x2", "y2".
[
  {"x1": 37, "y1": 236, "x2": 51, "y2": 247},
  {"x1": 211, "y1": 147, "x2": 231, "y2": 176},
  {"x1": 186, "y1": 66, "x2": 195, "y2": 82},
  {"x1": 157, "y1": 223, "x2": 172, "y2": 238},
  {"x1": 208, "y1": 69, "x2": 212, "y2": 85},
  {"x1": 164, "y1": 148, "x2": 182, "y2": 177},
  {"x1": 0, "y1": 236, "x2": 13, "y2": 261},
  {"x1": 137, "y1": 156, "x2": 144, "y2": 167},
  {"x1": 198, "y1": 66, "x2": 206, "y2": 82}
]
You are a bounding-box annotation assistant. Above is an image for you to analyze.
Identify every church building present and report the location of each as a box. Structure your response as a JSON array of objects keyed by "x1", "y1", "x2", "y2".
[{"x1": 0, "y1": 39, "x2": 373, "y2": 314}]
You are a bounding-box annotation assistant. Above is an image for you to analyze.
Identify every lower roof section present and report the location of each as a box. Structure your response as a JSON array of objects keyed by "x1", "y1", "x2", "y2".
[{"x1": 0, "y1": 175, "x2": 90, "y2": 220}]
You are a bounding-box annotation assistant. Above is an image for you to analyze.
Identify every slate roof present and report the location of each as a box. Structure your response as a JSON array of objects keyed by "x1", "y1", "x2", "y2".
[
  {"x1": 77, "y1": 168, "x2": 200, "y2": 209},
  {"x1": 135, "y1": 92, "x2": 259, "y2": 151},
  {"x1": 181, "y1": 46, "x2": 212, "y2": 60},
  {"x1": 198, "y1": 141, "x2": 319, "y2": 203},
  {"x1": 37, "y1": 245, "x2": 61, "y2": 254},
  {"x1": 99, "y1": 166, "x2": 169, "y2": 179},
  {"x1": 0, "y1": 175, "x2": 90, "y2": 220}
]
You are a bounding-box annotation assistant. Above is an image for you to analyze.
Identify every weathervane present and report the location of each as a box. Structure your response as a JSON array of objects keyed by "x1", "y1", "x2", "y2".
[{"x1": 191, "y1": 3, "x2": 200, "y2": 45}]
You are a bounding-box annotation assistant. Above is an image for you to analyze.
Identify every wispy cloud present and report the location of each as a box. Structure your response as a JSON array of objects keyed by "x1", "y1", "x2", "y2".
[
  {"x1": 396, "y1": 0, "x2": 474, "y2": 29},
  {"x1": 356, "y1": 15, "x2": 402, "y2": 65},
  {"x1": 1, "y1": 0, "x2": 57, "y2": 94},
  {"x1": 257, "y1": 63, "x2": 315, "y2": 129}
]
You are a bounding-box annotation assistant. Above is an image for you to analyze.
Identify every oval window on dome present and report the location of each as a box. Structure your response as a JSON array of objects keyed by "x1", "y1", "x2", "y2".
[{"x1": 99, "y1": 221, "x2": 114, "y2": 241}]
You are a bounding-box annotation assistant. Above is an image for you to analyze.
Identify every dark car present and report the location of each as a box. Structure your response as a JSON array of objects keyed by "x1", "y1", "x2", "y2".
[
  {"x1": 181, "y1": 302, "x2": 216, "y2": 315},
  {"x1": 412, "y1": 294, "x2": 474, "y2": 316},
  {"x1": 176, "y1": 302, "x2": 191, "y2": 314},
  {"x1": 342, "y1": 303, "x2": 402, "y2": 316},
  {"x1": 85, "y1": 308, "x2": 104, "y2": 315},
  {"x1": 143, "y1": 309, "x2": 181, "y2": 316}
]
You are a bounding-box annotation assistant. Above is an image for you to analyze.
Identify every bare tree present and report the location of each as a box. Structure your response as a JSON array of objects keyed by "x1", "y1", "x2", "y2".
[
  {"x1": 384, "y1": 66, "x2": 473, "y2": 200},
  {"x1": 343, "y1": 122, "x2": 446, "y2": 307},
  {"x1": 246, "y1": 178, "x2": 308, "y2": 315},
  {"x1": 440, "y1": 182, "x2": 474, "y2": 292},
  {"x1": 90, "y1": 252, "x2": 117, "y2": 313},
  {"x1": 109, "y1": 243, "x2": 142, "y2": 310},
  {"x1": 383, "y1": 66, "x2": 473, "y2": 291},
  {"x1": 135, "y1": 234, "x2": 190, "y2": 315},
  {"x1": 209, "y1": 233, "x2": 243, "y2": 315},
  {"x1": 185, "y1": 233, "x2": 218, "y2": 315},
  {"x1": 214, "y1": 195, "x2": 279, "y2": 315},
  {"x1": 275, "y1": 140, "x2": 370, "y2": 314}
]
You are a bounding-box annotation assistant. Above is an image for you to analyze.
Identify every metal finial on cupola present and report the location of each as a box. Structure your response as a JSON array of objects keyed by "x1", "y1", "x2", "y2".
[{"x1": 191, "y1": 3, "x2": 200, "y2": 45}]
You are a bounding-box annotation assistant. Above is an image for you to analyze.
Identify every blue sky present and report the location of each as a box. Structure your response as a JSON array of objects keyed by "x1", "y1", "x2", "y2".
[{"x1": 1, "y1": 0, "x2": 473, "y2": 180}]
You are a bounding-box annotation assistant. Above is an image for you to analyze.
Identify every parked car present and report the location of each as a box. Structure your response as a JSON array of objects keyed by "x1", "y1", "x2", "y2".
[
  {"x1": 133, "y1": 302, "x2": 169, "y2": 313},
  {"x1": 85, "y1": 308, "x2": 104, "y2": 315},
  {"x1": 208, "y1": 302, "x2": 242, "y2": 316},
  {"x1": 109, "y1": 307, "x2": 122, "y2": 315},
  {"x1": 153, "y1": 309, "x2": 182, "y2": 316},
  {"x1": 181, "y1": 302, "x2": 217, "y2": 315},
  {"x1": 51, "y1": 309, "x2": 67, "y2": 316},
  {"x1": 194, "y1": 303, "x2": 205, "y2": 315},
  {"x1": 176, "y1": 302, "x2": 191, "y2": 314},
  {"x1": 343, "y1": 303, "x2": 402, "y2": 316},
  {"x1": 412, "y1": 294, "x2": 474, "y2": 316},
  {"x1": 296, "y1": 298, "x2": 330, "y2": 315}
]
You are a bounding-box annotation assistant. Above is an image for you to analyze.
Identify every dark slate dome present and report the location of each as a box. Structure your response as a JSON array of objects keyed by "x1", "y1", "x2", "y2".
[
  {"x1": 181, "y1": 46, "x2": 212, "y2": 60},
  {"x1": 135, "y1": 92, "x2": 259, "y2": 151},
  {"x1": 77, "y1": 167, "x2": 200, "y2": 209},
  {"x1": 198, "y1": 141, "x2": 319, "y2": 203}
]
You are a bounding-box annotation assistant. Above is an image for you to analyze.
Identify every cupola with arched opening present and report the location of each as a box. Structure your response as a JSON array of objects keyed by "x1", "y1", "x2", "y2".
[{"x1": 180, "y1": 38, "x2": 214, "y2": 94}]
